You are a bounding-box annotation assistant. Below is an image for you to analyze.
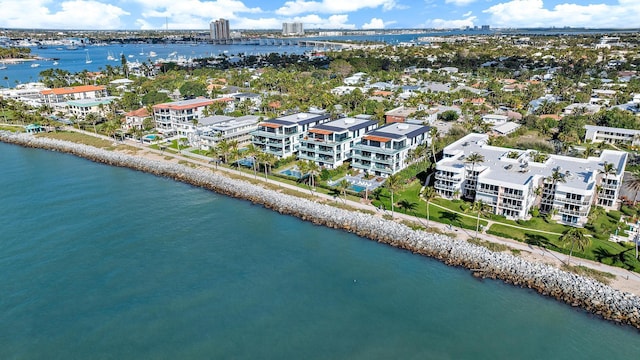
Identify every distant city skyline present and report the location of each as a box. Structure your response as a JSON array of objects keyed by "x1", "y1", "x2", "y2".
[{"x1": 2, "y1": 0, "x2": 640, "y2": 31}]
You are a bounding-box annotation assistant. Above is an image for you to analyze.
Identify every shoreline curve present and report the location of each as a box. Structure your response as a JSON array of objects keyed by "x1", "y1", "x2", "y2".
[{"x1": 2, "y1": 131, "x2": 639, "y2": 331}]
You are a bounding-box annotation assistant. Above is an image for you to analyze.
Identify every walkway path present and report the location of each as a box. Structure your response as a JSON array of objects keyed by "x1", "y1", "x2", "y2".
[{"x1": 43, "y1": 127, "x2": 640, "y2": 295}]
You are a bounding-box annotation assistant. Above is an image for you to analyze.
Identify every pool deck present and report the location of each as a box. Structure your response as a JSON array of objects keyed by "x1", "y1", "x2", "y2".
[{"x1": 329, "y1": 174, "x2": 384, "y2": 191}]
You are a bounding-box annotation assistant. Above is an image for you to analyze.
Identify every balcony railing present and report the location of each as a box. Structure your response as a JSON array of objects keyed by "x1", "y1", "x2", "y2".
[
  {"x1": 353, "y1": 144, "x2": 401, "y2": 155},
  {"x1": 251, "y1": 130, "x2": 295, "y2": 139},
  {"x1": 436, "y1": 173, "x2": 462, "y2": 182},
  {"x1": 477, "y1": 188, "x2": 499, "y2": 196},
  {"x1": 558, "y1": 197, "x2": 591, "y2": 206}
]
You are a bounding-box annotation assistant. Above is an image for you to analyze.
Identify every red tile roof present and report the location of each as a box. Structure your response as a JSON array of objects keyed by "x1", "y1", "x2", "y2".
[
  {"x1": 41, "y1": 85, "x2": 106, "y2": 96},
  {"x1": 126, "y1": 108, "x2": 150, "y2": 117}
]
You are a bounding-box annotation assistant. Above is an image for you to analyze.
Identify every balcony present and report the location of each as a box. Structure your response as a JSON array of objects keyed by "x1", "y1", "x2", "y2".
[
  {"x1": 353, "y1": 144, "x2": 400, "y2": 155},
  {"x1": 435, "y1": 181, "x2": 459, "y2": 191},
  {"x1": 558, "y1": 197, "x2": 591, "y2": 206},
  {"x1": 251, "y1": 129, "x2": 295, "y2": 139},
  {"x1": 353, "y1": 153, "x2": 393, "y2": 165},
  {"x1": 499, "y1": 202, "x2": 523, "y2": 210},
  {"x1": 477, "y1": 188, "x2": 499, "y2": 196},
  {"x1": 558, "y1": 207, "x2": 589, "y2": 217},
  {"x1": 436, "y1": 173, "x2": 462, "y2": 182},
  {"x1": 501, "y1": 192, "x2": 525, "y2": 200}
]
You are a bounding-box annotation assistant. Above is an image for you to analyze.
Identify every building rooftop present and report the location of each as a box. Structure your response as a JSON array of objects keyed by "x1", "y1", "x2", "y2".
[
  {"x1": 439, "y1": 133, "x2": 627, "y2": 191},
  {"x1": 41, "y1": 85, "x2": 106, "y2": 96},
  {"x1": 153, "y1": 97, "x2": 216, "y2": 110},
  {"x1": 312, "y1": 117, "x2": 378, "y2": 133},
  {"x1": 367, "y1": 122, "x2": 430, "y2": 140}
]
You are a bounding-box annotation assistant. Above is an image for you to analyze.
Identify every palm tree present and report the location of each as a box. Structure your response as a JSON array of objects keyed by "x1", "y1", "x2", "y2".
[
  {"x1": 244, "y1": 144, "x2": 260, "y2": 178},
  {"x1": 384, "y1": 174, "x2": 401, "y2": 218},
  {"x1": 397, "y1": 199, "x2": 417, "y2": 215},
  {"x1": 543, "y1": 166, "x2": 567, "y2": 214},
  {"x1": 421, "y1": 186, "x2": 438, "y2": 228},
  {"x1": 596, "y1": 161, "x2": 617, "y2": 205},
  {"x1": 85, "y1": 112, "x2": 98, "y2": 133},
  {"x1": 624, "y1": 169, "x2": 640, "y2": 205},
  {"x1": 306, "y1": 161, "x2": 320, "y2": 192},
  {"x1": 472, "y1": 199, "x2": 491, "y2": 239},
  {"x1": 258, "y1": 152, "x2": 276, "y2": 181},
  {"x1": 463, "y1": 152, "x2": 485, "y2": 199},
  {"x1": 336, "y1": 178, "x2": 351, "y2": 203},
  {"x1": 217, "y1": 139, "x2": 231, "y2": 164},
  {"x1": 296, "y1": 160, "x2": 312, "y2": 194},
  {"x1": 559, "y1": 227, "x2": 590, "y2": 265}
]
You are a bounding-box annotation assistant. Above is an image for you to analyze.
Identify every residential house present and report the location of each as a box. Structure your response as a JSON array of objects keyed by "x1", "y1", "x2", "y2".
[
  {"x1": 481, "y1": 114, "x2": 509, "y2": 125},
  {"x1": 385, "y1": 106, "x2": 417, "y2": 124},
  {"x1": 298, "y1": 117, "x2": 379, "y2": 168},
  {"x1": 564, "y1": 103, "x2": 602, "y2": 115},
  {"x1": 351, "y1": 122, "x2": 431, "y2": 177},
  {"x1": 344, "y1": 72, "x2": 367, "y2": 85},
  {"x1": 124, "y1": 107, "x2": 151, "y2": 130}
]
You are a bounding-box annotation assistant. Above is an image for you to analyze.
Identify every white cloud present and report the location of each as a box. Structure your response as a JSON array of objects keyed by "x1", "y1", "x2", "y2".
[
  {"x1": 462, "y1": 11, "x2": 472, "y2": 17},
  {"x1": 2, "y1": 0, "x2": 130, "y2": 29},
  {"x1": 483, "y1": 0, "x2": 640, "y2": 28},
  {"x1": 445, "y1": 0, "x2": 478, "y2": 6},
  {"x1": 426, "y1": 16, "x2": 477, "y2": 29},
  {"x1": 232, "y1": 14, "x2": 356, "y2": 30},
  {"x1": 362, "y1": 18, "x2": 385, "y2": 29},
  {"x1": 132, "y1": 0, "x2": 262, "y2": 29},
  {"x1": 276, "y1": 0, "x2": 400, "y2": 16}
]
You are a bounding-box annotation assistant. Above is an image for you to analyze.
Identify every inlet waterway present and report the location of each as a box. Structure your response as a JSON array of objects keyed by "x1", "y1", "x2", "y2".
[{"x1": 1, "y1": 142, "x2": 638, "y2": 358}]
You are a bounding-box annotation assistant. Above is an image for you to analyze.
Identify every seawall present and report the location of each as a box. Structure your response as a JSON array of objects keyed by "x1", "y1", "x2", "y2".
[{"x1": 2, "y1": 131, "x2": 639, "y2": 330}]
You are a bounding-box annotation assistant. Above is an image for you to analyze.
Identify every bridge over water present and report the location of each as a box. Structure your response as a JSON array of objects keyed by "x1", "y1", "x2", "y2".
[{"x1": 209, "y1": 38, "x2": 361, "y2": 50}]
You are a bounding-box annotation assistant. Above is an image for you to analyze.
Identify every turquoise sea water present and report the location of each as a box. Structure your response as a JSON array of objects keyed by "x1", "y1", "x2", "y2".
[{"x1": 1, "y1": 142, "x2": 638, "y2": 359}]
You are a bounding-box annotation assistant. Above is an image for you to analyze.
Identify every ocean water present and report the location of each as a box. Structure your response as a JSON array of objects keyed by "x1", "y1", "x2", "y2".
[{"x1": 0, "y1": 142, "x2": 638, "y2": 359}]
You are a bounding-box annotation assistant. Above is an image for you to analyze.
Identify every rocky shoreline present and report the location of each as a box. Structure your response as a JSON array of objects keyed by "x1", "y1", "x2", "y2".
[{"x1": 2, "y1": 131, "x2": 640, "y2": 331}]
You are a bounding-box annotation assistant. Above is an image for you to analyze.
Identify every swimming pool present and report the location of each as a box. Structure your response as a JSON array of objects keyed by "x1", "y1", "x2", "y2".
[
  {"x1": 236, "y1": 157, "x2": 254, "y2": 167},
  {"x1": 350, "y1": 185, "x2": 367, "y2": 193},
  {"x1": 279, "y1": 169, "x2": 303, "y2": 178}
]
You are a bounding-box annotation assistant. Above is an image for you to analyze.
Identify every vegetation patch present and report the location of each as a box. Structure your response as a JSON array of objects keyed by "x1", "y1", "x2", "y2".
[
  {"x1": 38, "y1": 132, "x2": 113, "y2": 148},
  {"x1": 467, "y1": 237, "x2": 511, "y2": 253},
  {"x1": 561, "y1": 264, "x2": 615, "y2": 285}
]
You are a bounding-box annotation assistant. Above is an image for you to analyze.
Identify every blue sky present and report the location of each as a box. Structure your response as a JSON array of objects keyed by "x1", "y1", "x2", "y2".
[{"x1": 3, "y1": 0, "x2": 639, "y2": 30}]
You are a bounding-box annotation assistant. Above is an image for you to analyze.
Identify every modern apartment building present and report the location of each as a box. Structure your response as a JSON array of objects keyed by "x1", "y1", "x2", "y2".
[
  {"x1": 251, "y1": 111, "x2": 331, "y2": 158},
  {"x1": 282, "y1": 22, "x2": 304, "y2": 36},
  {"x1": 434, "y1": 133, "x2": 628, "y2": 226},
  {"x1": 40, "y1": 85, "x2": 108, "y2": 105},
  {"x1": 351, "y1": 122, "x2": 431, "y2": 177},
  {"x1": 66, "y1": 97, "x2": 116, "y2": 119},
  {"x1": 584, "y1": 125, "x2": 640, "y2": 147},
  {"x1": 152, "y1": 98, "x2": 217, "y2": 135},
  {"x1": 210, "y1": 18, "x2": 230, "y2": 41},
  {"x1": 297, "y1": 117, "x2": 379, "y2": 168},
  {"x1": 196, "y1": 115, "x2": 260, "y2": 150}
]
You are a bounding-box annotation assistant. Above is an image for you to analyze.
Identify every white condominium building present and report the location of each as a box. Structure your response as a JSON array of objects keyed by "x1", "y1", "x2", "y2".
[
  {"x1": 351, "y1": 122, "x2": 431, "y2": 177},
  {"x1": 434, "y1": 133, "x2": 628, "y2": 226},
  {"x1": 298, "y1": 117, "x2": 379, "y2": 169},
  {"x1": 152, "y1": 97, "x2": 224, "y2": 136},
  {"x1": 251, "y1": 111, "x2": 331, "y2": 158},
  {"x1": 196, "y1": 115, "x2": 260, "y2": 150},
  {"x1": 584, "y1": 125, "x2": 640, "y2": 147}
]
